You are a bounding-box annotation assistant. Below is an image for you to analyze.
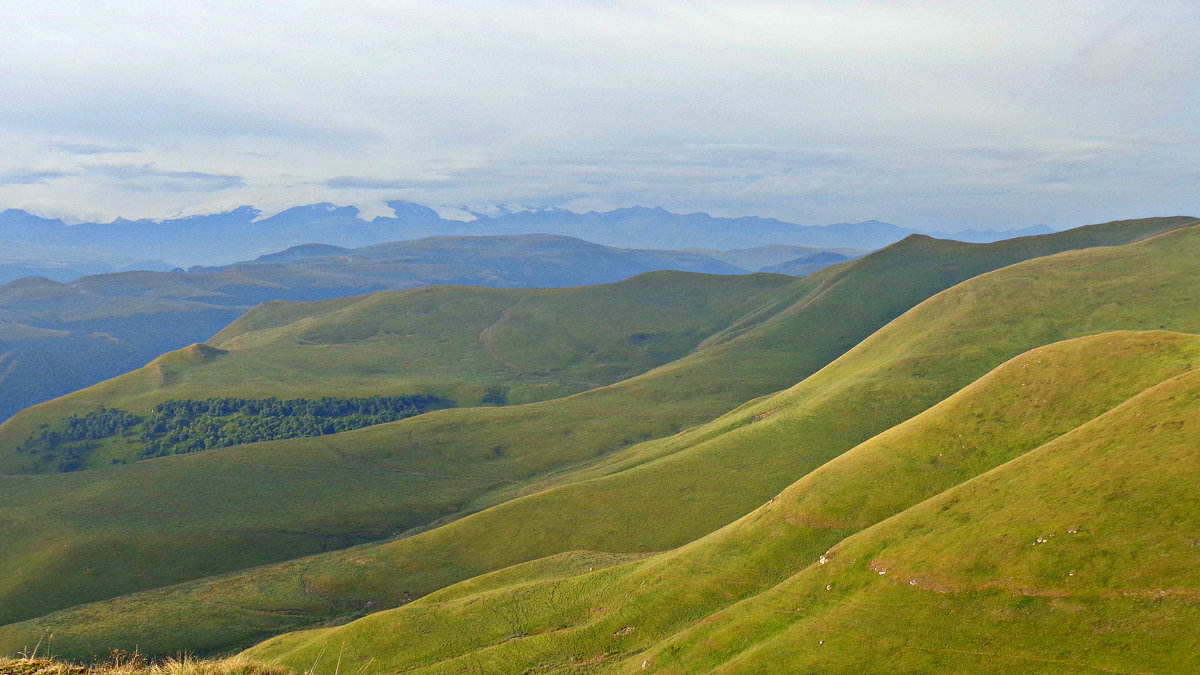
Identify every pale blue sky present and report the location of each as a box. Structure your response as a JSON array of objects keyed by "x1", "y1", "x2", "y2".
[{"x1": 1, "y1": 0, "x2": 1196, "y2": 229}]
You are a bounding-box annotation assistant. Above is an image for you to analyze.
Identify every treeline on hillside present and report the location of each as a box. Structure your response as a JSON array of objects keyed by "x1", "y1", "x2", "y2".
[{"x1": 21, "y1": 394, "x2": 449, "y2": 470}]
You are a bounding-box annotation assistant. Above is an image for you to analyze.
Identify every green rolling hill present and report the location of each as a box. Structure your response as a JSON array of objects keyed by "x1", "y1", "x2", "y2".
[
  {"x1": 0, "y1": 272, "x2": 804, "y2": 624},
  {"x1": 243, "y1": 329, "x2": 1200, "y2": 673},
  {"x1": 0, "y1": 217, "x2": 1194, "y2": 660},
  {"x1": 1, "y1": 271, "x2": 797, "y2": 473},
  {"x1": 0, "y1": 232, "x2": 803, "y2": 425}
]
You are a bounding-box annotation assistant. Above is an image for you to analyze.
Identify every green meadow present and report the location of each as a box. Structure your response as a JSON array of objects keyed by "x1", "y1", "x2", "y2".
[{"x1": 1, "y1": 217, "x2": 1198, "y2": 668}]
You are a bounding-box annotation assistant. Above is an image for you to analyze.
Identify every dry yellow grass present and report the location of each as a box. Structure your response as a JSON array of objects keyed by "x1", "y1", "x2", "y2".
[{"x1": 0, "y1": 654, "x2": 286, "y2": 675}]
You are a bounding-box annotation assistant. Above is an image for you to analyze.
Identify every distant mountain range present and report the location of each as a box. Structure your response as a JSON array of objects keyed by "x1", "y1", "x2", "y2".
[
  {"x1": 0, "y1": 239, "x2": 173, "y2": 285},
  {"x1": 0, "y1": 201, "x2": 1052, "y2": 267}
]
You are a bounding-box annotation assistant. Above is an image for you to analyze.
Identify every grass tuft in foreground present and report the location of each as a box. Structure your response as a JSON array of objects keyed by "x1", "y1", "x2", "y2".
[{"x1": 0, "y1": 653, "x2": 285, "y2": 675}]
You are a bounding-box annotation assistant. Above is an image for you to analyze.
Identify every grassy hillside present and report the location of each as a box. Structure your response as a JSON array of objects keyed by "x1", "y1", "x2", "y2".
[
  {"x1": 0, "y1": 217, "x2": 1193, "y2": 659},
  {"x1": 72, "y1": 233, "x2": 754, "y2": 307},
  {"x1": 0, "y1": 232, "x2": 780, "y2": 425},
  {"x1": 0, "y1": 272, "x2": 809, "y2": 625},
  {"x1": 8, "y1": 216, "x2": 1190, "y2": 467},
  {"x1": 643, "y1": 342, "x2": 1200, "y2": 673},
  {"x1": 0, "y1": 272, "x2": 794, "y2": 472},
  {"x1": 244, "y1": 329, "x2": 1200, "y2": 673}
]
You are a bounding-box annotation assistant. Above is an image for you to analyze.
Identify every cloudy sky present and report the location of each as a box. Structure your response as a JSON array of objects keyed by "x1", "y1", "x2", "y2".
[{"x1": 1, "y1": 0, "x2": 1197, "y2": 229}]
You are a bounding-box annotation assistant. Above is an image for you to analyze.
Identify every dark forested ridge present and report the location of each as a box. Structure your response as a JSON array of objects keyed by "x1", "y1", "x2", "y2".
[{"x1": 18, "y1": 394, "x2": 449, "y2": 470}]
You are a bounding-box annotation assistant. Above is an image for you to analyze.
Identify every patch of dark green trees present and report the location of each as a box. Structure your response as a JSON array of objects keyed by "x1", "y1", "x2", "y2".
[{"x1": 21, "y1": 395, "x2": 449, "y2": 471}]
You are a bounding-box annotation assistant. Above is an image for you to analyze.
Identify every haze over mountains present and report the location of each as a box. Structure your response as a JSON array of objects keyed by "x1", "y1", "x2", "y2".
[{"x1": 0, "y1": 201, "x2": 1051, "y2": 269}]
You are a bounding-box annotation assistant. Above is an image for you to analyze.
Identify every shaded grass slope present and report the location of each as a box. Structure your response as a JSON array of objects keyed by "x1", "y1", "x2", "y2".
[
  {"x1": 0, "y1": 217, "x2": 1194, "y2": 657},
  {"x1": 245, "y1": 329, "x2": 1200, "y2": 673}
]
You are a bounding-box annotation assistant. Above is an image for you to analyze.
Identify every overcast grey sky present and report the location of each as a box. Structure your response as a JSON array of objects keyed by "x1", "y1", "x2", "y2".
[{"x1": 1, "y1": 0, "x2": 1196, "y2": 229}]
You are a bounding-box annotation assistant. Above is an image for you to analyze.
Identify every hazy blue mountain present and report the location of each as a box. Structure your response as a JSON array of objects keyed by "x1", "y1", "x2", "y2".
[
  {"x1": 684, "y1": 245, "x2": 867, "y2": 275},
  {"x1": 252, "y1": 243, "x2": 350, "y2": 263},
  {"x1": 468, "y1": 208, "x2": 915, "y2": 250},
  {"x1": 180, "y1": 233, "x2": 749, "y2": 296},
  {"x1": 0, "y1": 201, "x2": 1051, "y2": 267},
  {"x1": 0, "y1": 239, "x2": 172, "y2": 284},
  {"x1": 0, "y1": 204, "x2": 441, "y2": 266},
  {"x1": 0, "y1": 276, "x2": 244, "y2": 424},
  {"x1": 927, "y1": 224, "x2": 1056, "y2": 242},
  {"x1": 760, "y1": 250, "x2": 856, "y2": 276}
]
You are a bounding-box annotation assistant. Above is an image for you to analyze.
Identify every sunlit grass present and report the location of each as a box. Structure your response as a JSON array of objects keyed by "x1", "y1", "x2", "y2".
[{"x1": 1, "y1": 217, "x2": 1196, "y2": 661}]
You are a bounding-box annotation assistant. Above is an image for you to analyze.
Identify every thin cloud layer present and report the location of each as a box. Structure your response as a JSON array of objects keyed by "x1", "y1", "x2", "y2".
[
  {"x1": 42, "y1": 142, "x2": 139, "y2": 155},
  {"x1": 0, "y1": 1, "x2": 1196, "y2": 229}
]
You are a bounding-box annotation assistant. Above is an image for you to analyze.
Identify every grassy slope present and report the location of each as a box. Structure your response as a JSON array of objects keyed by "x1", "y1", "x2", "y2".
[
  {"x1": 0, "y1": 272, "x2": 795, "y2": 472},
  {"x1": 0, "y1": 232, "x2": 768, "y2": 426},
  {"x1": 0, "y1": 273, "x2": 802, "y2": 626},
  {"x1": 247, "y1": 329, "x2": 1200, "y2": 673},
  {"x1": 0, "y1": 218, "x2": 1192, "y2": 658},
  {"x1": 8, "y1": 216, "x2": 1191, "y2": 460},
  {"x1": 652, "y1": 350, "x2": 1200, "y2": 673},
  {"x1": 235, "y1": 223, "x2": 1200, "y2": 671}
]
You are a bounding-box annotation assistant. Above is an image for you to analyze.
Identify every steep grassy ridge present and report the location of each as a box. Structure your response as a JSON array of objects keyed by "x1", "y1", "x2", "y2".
[
  {"x1": 244, "y1": 329, "x2": 1200, "y2": 673},
  {"x1": 2, "y1": 216, "x2": 1190, "y2": 658},
  {"x1": 227, "y1": 225, "x2": 1200, "y2": 669},
  {"x1": 642, "y1": 351, "x2": 1200, "y2": 673},
  {"x1": 0, "y1": 218, "x2": 1193, "y2": 658}
]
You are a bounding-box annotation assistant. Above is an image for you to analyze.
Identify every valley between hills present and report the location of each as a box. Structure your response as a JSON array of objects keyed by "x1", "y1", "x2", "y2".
[{"x1": 3, "y1": 215, "x2": 1200, "y2": 673}]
